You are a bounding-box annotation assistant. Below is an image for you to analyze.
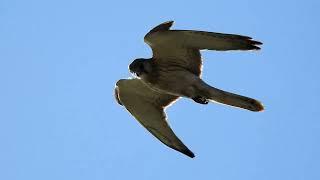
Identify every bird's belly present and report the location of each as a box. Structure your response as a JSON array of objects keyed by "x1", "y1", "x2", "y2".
[{"x1": 144, "y1": 71, "x2": 199, "y2": 98}]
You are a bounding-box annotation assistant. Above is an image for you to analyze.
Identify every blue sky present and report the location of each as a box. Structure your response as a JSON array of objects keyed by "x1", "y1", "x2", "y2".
[{"x1": 1, "y1": 0, "x2": 319, "y2": 179}]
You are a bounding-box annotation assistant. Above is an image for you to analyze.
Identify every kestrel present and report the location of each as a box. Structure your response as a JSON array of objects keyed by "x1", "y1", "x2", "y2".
[{"x1": 115, "y1": 21, "x2": 263, "y2": 158}]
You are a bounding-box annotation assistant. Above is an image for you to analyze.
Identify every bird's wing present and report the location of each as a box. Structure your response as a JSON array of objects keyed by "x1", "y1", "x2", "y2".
[
  {"x1": 144, "y1": 21, "x2": 262, "y2": 75},
  {"x1": 145, "y1": 21, "x2": 262, "y2": 52},
  {"x1": 144, "y1": 21, "x2": 202, "y2": 76},
  {"x1": 115, "y1": 78, "x2": 195, "y2": 158}
]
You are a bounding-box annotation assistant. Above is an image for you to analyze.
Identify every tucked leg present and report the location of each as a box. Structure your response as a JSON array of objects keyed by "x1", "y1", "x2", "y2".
[{"x1": 192, "y1": 96, "x2": 209, "y2": 105}]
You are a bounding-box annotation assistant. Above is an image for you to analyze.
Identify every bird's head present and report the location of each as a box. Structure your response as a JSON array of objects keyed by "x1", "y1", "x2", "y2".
[{"x1": 129, "y1": 58, "x2": 152, "y2": 77}]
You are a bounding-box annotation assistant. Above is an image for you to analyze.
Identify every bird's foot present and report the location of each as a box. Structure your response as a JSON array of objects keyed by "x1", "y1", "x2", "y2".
[{"x1": 192, "y1": 96, "x2": 209, "y2": 105}]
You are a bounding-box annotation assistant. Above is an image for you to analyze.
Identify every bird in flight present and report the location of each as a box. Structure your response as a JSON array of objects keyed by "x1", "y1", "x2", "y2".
[{"x1": 115, "y1": 21, "x2": 263, "y2": 158}]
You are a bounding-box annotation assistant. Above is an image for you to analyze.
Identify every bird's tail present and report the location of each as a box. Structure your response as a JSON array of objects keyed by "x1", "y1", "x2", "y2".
[{"x1": 200, "y1": 82, "x2": 264, "y2": 112}]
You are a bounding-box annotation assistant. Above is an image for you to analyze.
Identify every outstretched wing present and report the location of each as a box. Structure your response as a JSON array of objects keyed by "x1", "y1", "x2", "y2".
[
  {"x1": 144, "y1": 21, "x2": 262, "y2": 76},
  {"x1": 115, "y1": 78, "x2": 195, "y2": 158}
]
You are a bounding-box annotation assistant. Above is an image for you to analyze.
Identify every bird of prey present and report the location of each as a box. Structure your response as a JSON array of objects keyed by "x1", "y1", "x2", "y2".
[{"x1": 115, "y1": 21, "x2": 263, "y2": 158}]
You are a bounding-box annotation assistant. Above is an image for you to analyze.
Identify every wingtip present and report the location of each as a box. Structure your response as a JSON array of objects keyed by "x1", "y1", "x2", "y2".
[
  {"x1": 171, "y1": 144, "x2": 195, "y2": 158},
  {"x1": 182, "y1": 148, "x2": 195, "y2": 158},
  {"x1": 253, "y1": 46, "x2": 261, "y2": 50},
  {"x1": 252, "y1": 40, "x2": 263, "y2": 45},
  {"x1": 167, "y1": 20, "x2": 174, "y2": 26},
  {"x1": 248, "y1": 39, "x2": 263, "y2": 50},
  {"x1": 164, "y1": 20, "x2": 174, "y2": 24},
  {"x1": 148, "y1": 20, "x2": 174, "y2": 34}
]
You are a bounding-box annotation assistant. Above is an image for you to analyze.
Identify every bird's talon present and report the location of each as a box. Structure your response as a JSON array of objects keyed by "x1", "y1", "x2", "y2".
[{"x1": 193, "y1": 96, "x2": 209, "y2": 104}]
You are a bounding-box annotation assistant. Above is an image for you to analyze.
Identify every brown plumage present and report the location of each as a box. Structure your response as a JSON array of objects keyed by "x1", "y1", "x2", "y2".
[{"x1": 116, "y1": 21, "x2": 264, "y2": 158}]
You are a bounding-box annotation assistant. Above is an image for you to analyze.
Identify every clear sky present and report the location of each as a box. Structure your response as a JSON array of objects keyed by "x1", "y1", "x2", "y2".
[{"x1": 1, "y1": 0, "x2": 319, "y2": 179}]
